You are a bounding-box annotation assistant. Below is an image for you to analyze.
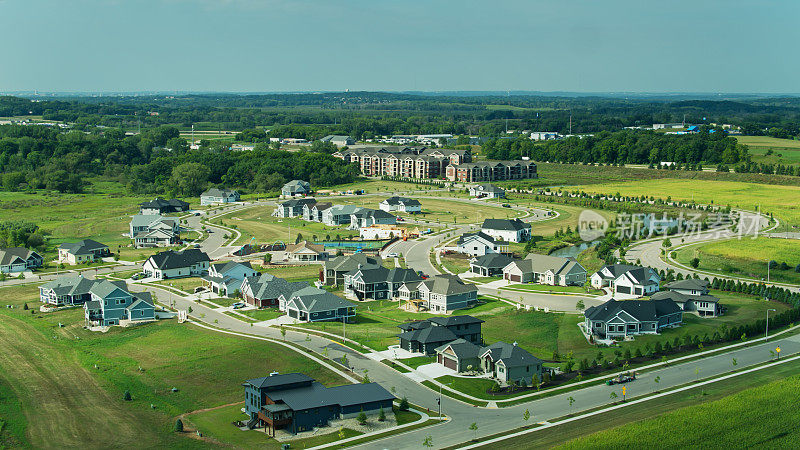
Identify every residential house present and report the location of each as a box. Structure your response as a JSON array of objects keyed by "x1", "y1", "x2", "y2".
[
  {"x1": 584, "y1": 298, "x2": 683, "y2": 339},
  {"x1": 468, "y1": 184, "x2": 505, "y2": 199},
  {"x1": 241, "y1": 273, "x2": 308, "y2": 308},
  {"x1": 481, "y1": 218, "x2": 531, "y2": 243},
  {"x1": 0, "y1": 247, "x2": 43, "y2": 273},
  {"x1": 280, "y1": 286, "x2": 356, "y2": 323},
  {"x1": 203, "y1": 261, "x2": 258, "y2": 297},
  {"x1": 285, "y1": 241, "x2": 328, "y2": 262},
  {"x1": 402, "y1": 274, "x2": 479, "y2": 313},
  {"x1": 480, "y1": 342, "x2": 543, "y2": 386},
  {"x1": 320, "y1": 135, "x2": 355, "y2": 147},
  {"x1": 83, "y1": 279, "x2": 155, "y2": 327},
  {"x1": 139, "y1": 198, "x2": 190, "y2": 215},
  {"x1": 302, "y1": 202, "x2": 332, "y2": 222},
  {"x1": 321, "y1": 205, "x2": 364, "y2": 226},
  {"x1": 434, "y1": 339, "x2": 483, "y2": 372},
  {"x1": 469, "y1": 253, "x2": 513, "y2": 277},
  {"x1": 39, "y1": 275, "x2": 96, "y2": 306},
  {"x1": 502, "y1": 254, "x2": 586, "y2": 286},
  {"x1": 343, "y1": 266, "x2": 422, "y2": 301},
  {"x1": 590, "y1": 264, "x2": 661, "y2": 299},
  {"x1": 379, "y1": 197, "x2": 422, "y2": 214},
  {"x1": 281, "y1": 180, "x2": 311, "y2": 197},
  {"x1": 656, "y1": 279, "x2": 721, "y2": 317},
  {"x1": 275, "y1": 198, "x2": 316, "y2": 218},
  {"x1": 456, "y1": 232, "x2": 508, "y2": 257},
  {"x1": 129, "y1": 215, "x2": 180, "y2": 248},
  {"x1": 322, "y1": 254, "x2": 382, "y2": 286},
  {"x1": 244, "y1": 373, "x2": 394, "y2": 436},
  {"x1": 398, "y1": 315, "x2": 484, "y2": 355},
  {"x1": 200, "y1": 188, "x2": 240, "y2": 205},
  {"x1": 142, "y1": 249, "x2": 211, "y2": 279},
  {"x1": 349, "y1": 209, "x2": 396, "y2": 229},
  {"x1": 57, "y1": 239, "x2": 109, "y2": 265}
]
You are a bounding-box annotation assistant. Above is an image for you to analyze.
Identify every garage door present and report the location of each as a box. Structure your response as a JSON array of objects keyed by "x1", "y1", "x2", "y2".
[
  {"x1": 510, "y1": 274, "x2": 521, "y2": 282},
  {"x1": 442, "y1": 356, "x2": 457, "y2": 370}
]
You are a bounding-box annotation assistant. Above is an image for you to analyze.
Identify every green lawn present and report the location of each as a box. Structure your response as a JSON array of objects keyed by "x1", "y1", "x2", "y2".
[
  {"x1": 400, "y1": 355, "x2": 436, "y2": 369},
  {"x1": 737, "y1": 135, "x2": 800, "y2": 166},
  {"x1": 153, "y1": 276, "x2": 204, "y2": 293},
  {"x1": 501, "y1": 284, "x2": 602, "y2": 296},
  {"x1": 675, "y1": 236, "x2": 800, "y2": 285},
  {"x1": 436, "y1": 375, "x2": 498, "y2": 398},
  {"x1": 0, "y1": 283, "x2": 347, "y2": 448},
  {"x1": 239, "y1": 308, "x2": 284, "y2": 322},
  {"x1": 558, "y1": 374, "x2": 800, "y2": 449},
  {"x1": 441, "y1": 253, "x2": 471, "y2": 274}
]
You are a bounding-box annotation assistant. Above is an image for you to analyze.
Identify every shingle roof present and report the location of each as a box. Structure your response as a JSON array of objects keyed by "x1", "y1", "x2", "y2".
[
  {"x1": 88, "y1": 279, "x2": 129, "y2": 299},
  {"x1": 263, "y1": 381, "x2": 394, "y2": 411},
  {"x1": 201, "y1": 188, "x2": 238, "y2": 197},
  {"x1": 434, "y1": 338, "x2": 482, "y2": 359},
  {"x1": 398, "y1": 324, "x2": 458, "y2": 344},
  {"x1": 40, "y1": 275, "x2": 97, "y2": 296},
  {"x1": 323, "y1": 254, "x2": 381, "y2": 272},
  {"x1": 471, "y1": 253, "x2": 513, "y2": 270},
  {"x1": 480, "y1": 342, "x2": 542, "y2": 368},
  {"x1": 383, "y1": 196, "x2": 421, "y2": 207},
  {"x1": 244, "y1": 273, "x2": 307, "y2": 300},
  {"x1": 286, "y1": 241, "x2": 325, "y2": 255},
  {"x1": 584, "y1": 298, "x2": 681, "y2": 323},
  {"x1": 482, "y1": 218, "x2": 530, "y2": 232},
  {"x1": 471, "y1": 183, "x2": 504, "y2": 193},
  {"x1": 429, "y1": 315, "x2": 484, "y2": 327},
  {"x1": 279, "y1": 198, "x2": 317, "y2": 208},
  {"x1": 457, "y1": 231, "x2": 499, "y2": 246},
  {"x1": 286, "y1": 287, "x2": 355, "y2": 313},
  {"x1": 522, "y1": 254, "x2": 585, "y2": 276},
  {"x1": 212, "y1": 261, "x2": 253, "y2": 276},
  {"x1": 651, "y1": 290, "x2": 719, "y2": 304},
  {"x1": 0, "y1": 247, "x2": 40, "y2": 266},
  {"x1": 139, "y1": 197, "x2": 189, "y2": 211},
  {"x1": 244, "y1": 373, "x2": 314, "y2": 389},
  {"x1": 420, "y1": 274, "x2": 478, "y2": 296},
  {"x1": 58, "y1": 239, "x2": 108, "y2": 255},
  {"x1": 146, "y1": 249, "x2": 210, "y2": 270},
  {"x1": 665, "y1": 279, "x2": 709, "y2": 291}
]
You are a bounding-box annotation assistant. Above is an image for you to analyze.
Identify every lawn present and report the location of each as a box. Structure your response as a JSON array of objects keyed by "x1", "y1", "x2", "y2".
[
  {"x1": 153, "y1": 276, "x2": 204, "y2": 293},
  {"x1": 216, "y1": 206, "x2": 359, "y2": 246},
  {"x1": 505, "y1": 199, "x2": 617, "y2": 239},
  {"x1": 259, "y1": 264, "x2": 320, "y2": 282},
  {"x1": 400, "y1": 355, "x2": 436, "y2": 369},
  {"x1": 440, "y1": 252, "x2": 471, "y2": 274},
  {"x1": 239, "y1": 308, "x2": 285, "y2": 322},
  {"x1": 578, "y1": 178, "x2": 800, "y2": 223},
  {"x1": 557, "y1": 374, "x2": 800, "y2": 449},
  {"x1": 737, "y1": 135, "x2": 800, "y2": 166},
  {"x1": 501, "y1": 284, "x2": 603, "y2": 296},
  {"x1": 675, "y1": 236, "x2": 800, "y2": 285},
  {"x1": 0, "y1": 283, "x2": 347, "y2": 448}
]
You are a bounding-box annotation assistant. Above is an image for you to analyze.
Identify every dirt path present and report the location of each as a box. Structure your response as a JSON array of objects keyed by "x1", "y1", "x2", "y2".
[{"x1": 0, "y1": 316, "x2": 160, "y2": 449}]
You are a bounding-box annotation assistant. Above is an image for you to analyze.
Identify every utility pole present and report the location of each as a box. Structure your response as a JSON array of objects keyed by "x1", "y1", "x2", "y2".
[
  {"x1": 569, "y1": 114, "x2": 572, "y2": 135},
  {"x1": 766, "y1": 308, "x2": 776, "y2": 339}
]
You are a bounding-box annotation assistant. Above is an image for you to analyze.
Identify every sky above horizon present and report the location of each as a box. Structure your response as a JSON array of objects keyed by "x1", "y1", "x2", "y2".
[{"x1": 1, "y1": 0, "x2": 797, "y2": 94}]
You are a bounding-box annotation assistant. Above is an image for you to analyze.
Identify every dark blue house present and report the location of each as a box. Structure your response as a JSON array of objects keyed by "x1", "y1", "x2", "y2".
[{"x1": 243, "y1": 373, "x2": 395, "y2": 436}]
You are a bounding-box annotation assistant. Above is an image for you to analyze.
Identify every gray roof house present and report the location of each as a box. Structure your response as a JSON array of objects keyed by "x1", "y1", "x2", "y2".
[
  {"x1": 456, "y1": 231, "x2": 508, "y2": 257},
  {"x1": 404, "y1": 274, "x2": 479, "y2": 313},
  {"x1": 302, "y1": 201, "x2": 332, "y2": 222},
  {"x1": 129, "y1": 214, "x2": 180, "y2": 248},
  {"x1": 282, "y1": 180, "x2": 311, "y2": 197},
  {"x1": 591, "y1": 264, "x2": 661, "y2": 299},
  {"x1": 502, "y1": 254, "x2": 587, "y2": 286},
  {"x1": 201, "y1": 188, "x2": 240, "y2": 205},
  {"x1": 322, "y1": 253, "x2": 382, "y2": 285},
  {"x1": 584, "y1": 298, "x2": 682, "y2": 339},
  {"x1": 39, "y1": 274, "x2": 97, "y2": 306},
  {"x1": 320, "y1": 135, "x2": 355, "y2": 147},
  {"x1": 469, "y1": 253, "x2": 513, "y2": 277},
  {"x1": 84, "y1": 279, "x2": 155, "y2": 327},
  {"x1": 657, "y1": 279, "x2": 721, "y2": 317},
  {"x1": 469, "y1": 183, "x2": 505, "y2": 199},
  {"x1": 343, "y1": 266, "x2": 422, "y2": 301},
  {"x1": 280, "y1": 286, "x2": 356, "y2": 323},
  {"x1": 434, "y1": 339, "x2": 483, "y2": 372},
  {"x1": 480, "y1": 342, "x2": 543, "y2": 386},
  {"x1": 349, "y1": 208, "x2": 397, "y2": 229},
  {"x1": 241, "y1": 273, "x2": 308, "y2": 308},
  {"x1": 142, "y1": 249, "x2": 211, "y2": 280},
  {"x1": 0, "y1": 247, "x2": 43, "y2": 274},
  {"x1": 379, "y1": 196, "x2": 422, "y2": 213},
  {"x1": 398, "y1": 315, "x2": 484, "y2": 355},
  {"x1": 139, "y1": 198, "x2": 190, "y2": 215},
  {"x1": 57, "y1": 239, "x2": 110, "y2": 265},
  {"x1": 203, "y1": 261, "x2": 259, "y2": 297},
  {"x1": 480, "y1": 218, "x2": 531, "y2": 243},
  {"x1": 321, "y1": 205, "x2": 364, "y2": 226},
  {"x1": 274, "y1": 198, "x2": 316, "y2": 218}
]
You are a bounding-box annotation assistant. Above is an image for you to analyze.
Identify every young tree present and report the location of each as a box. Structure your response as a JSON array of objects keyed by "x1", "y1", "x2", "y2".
[
  {"x1": 567, "y1": 396, "x2": 575, "y2": 413},
  {"x1": 280, "y1": 326, "x2": 286, "y2": 341},
  {"x1": 378, "y1": 407, "x2": 386, "y2": 422},
  {"x1": 609, "y1": 391, "x2": 618, "y2": 403},
  {"x1": 173, "y1": 419, "x2": 184, "y2": 432},
  {"x1": 399, "y1": 397, "x2": 410, "y2": 411},
  {"x1": 523, "y1": 408, "x2": 531, "y2": 423},
  {"x1": 575, "y1": 299, "x2": 585, "y2": 311},
  {"x1": 357, "y1": 409, "x2": 367, "y2": 426},
  {"x1": 469, "y1": 422, "x2": 478, "y2": 441},
  {"x1": 423, "y1": 436, "x2": 434, "y2": 448},
  {"x1": 123, "y1": 390, "x2": 132, "y2": 401}
]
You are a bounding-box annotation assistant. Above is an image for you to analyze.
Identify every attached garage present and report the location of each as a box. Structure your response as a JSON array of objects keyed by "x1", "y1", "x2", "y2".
[{"x1": 438, "y1": 354, "x2": 458, "y2": 370}]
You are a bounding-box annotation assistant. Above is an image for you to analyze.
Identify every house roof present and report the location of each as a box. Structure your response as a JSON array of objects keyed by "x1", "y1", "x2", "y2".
[
  {"x1": 470, "y1": 183, "x2": 504, "y2": 193},
  {"x1": 398, "y1": 323, "x2": 458, "y2": 344},
  {"x1": 286, "y1": 287, "x2": 355, "y2": 313},
  {"x1": 665, "y1": 279, "x2": 709, "y2": 291},
  {"x1": 211, "y1": 261, "x2": 253, "y2": 276},
  {"x1": 323, "y1": 254, "x2": 381, "y2": 272},
  {"x1": 262, "y1": 381, "x2": 394, "y2": 411},
  {"x1": 382, "y1": 196, "x2": 422, "y2": 207},
  {"x1": 0, "y1": 247, "x2": 41, "y2": 266},
  {"x1": 88, "y1": 279, "x2": 129, "y2": 299},
  {"x1": 651, "y1": 290, "x2": 719, "y2": 304},
  {"x1": 584, "y1": 298, "x2": 681, "y2": 323},
  {"x1": 457, "y1": 231, "x2": 499, "y2": 246},
  {"x1": 419, "y1": 274, "x2": 478, "y2": 296},
  {"x1": 480, "y1": 342, "x2": 542, "y2": 368},
  {"x1": 146, "y1": 249, "x2": 210, "y2": 270},
  {"x1": 326, "y1": 204, "x2": 365, "y2": 216},
  {"x1": 244, "y1": 373, "x2": 314, "y2": 389},
  {"x1": 348, "y1": 266, "x2": 422, "y2": 285},
  {"x1": 58, "y1": 239, "x2": 108, "y2": 255},
  {"x1": 201, "y1": 188, "x2": 238, "y2": 197},
  {"x1": 352, "y1": 208, "x2": 396, "y2": 221},
  {"x1": 279, "y1": 198, "x2": 316, "y2": 208},
  {"x1": 40, "y1": 275, "x2": 97, "y2": 296},
  {"x1": 283, "y1": 179, "x2": 310, "y2": 189},
  {"x1": 311, "y1": 202, "x2": 333, "y2": 211},
  {"x1": 522, "y1": 254, "x2": 585, "y2": 276},
  {"x1": 434, "y1": 338, "x2": 482, "y2": 360},
  {"x1": 130, "y1": 214, "x2": 176, "y2": 228},
  {"x1": 482, "y1": 218, "x2": 530, "y2": 232},
  {"x1": 244, "y1": 273, "x2": 307, "y2": 300},
  {"x1": 471, "y1": 253, "x2": 513, "y2": 270},
  {"x1": 429, "y1": 315, "x2": 484, "y2": 327},
  {"x1": 139, "y1": 197, "x2": 189, "y2": 210},
  {"x1": 594, "y1": 264, "x2": 643, "y2": 280},
  {"x1": 286, "y1": 241, "x2": 325, "y2": 255}
]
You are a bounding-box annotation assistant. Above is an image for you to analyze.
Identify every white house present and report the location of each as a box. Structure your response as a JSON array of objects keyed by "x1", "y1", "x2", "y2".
[
  {"x1": 200, "y1": 188, "x2": 240, "y2": 205},
  {"x1": 469, "y1": 184, "x2": 505, "y2": 199},
  {"x1": 591, "y1": 264, "x2": 660, "y2": 299},
  {"x1": 502, "y1": 254, "x2": 586, "y2": 286},
  {"x1": 349, "y1": 209, "x2": 396, "y2": 229},
  {"x1": 142, "y1": 249, "x2": 211, "y2": 280},
  {"x1": 281, "y1": 180, "x2": 311, "y2": 197},
  {"x1": 360, "y1": 225, "x2": 408, "y2": 240},
  {"x1": 530, "y1": 131, "x2": 560, "y2": 141},
  {"x1": 480, "y1": 218, "x2": 531, "y2": 243},
  {"x1": 456, "y1": 232, "x2": 508, "y2": 257},
  {"x1": 129, "y1": 215, "x2": 180, "y2": 248},
  {"x1": 58, "y1": 239, "x2": 110, "y2": 265},
  {"x1": 379, "y1": 196, "x2": 422, "y2": 214}
]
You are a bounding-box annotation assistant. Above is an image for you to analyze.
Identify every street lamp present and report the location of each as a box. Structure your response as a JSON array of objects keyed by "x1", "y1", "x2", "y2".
[
  {"x1": 438, "y1": 382, "x2": 453, "y2": 418},
  {"x1": 766, "y1": 308, "x2": 777, "y2": 339}
]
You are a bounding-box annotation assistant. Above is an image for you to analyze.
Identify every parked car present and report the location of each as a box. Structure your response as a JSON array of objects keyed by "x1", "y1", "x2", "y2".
[
  {"x1": 606, "y1": 372, "x2": 636, "y2": 385},
  {"x1": 231, "y1": 302, "x2": 246, "y2": 309},
  {"x1": 502, "y1": 203, "x2": 511, "y2": 208},
  {"x1": 387, "y1": 252, "x2": 398, "y2": 258},
  {"x1": 194, "y1": 212, "x2": 201, "y2": 216},
  {"x1": 130, "y1": 273, "x2": 144, "y2": 280},
  {"x1": 194, "y1": 286, "x2": 207, "y2": 294},
  {"x1": 193, "y1": 243, "x2": 201, "y2": 248}
]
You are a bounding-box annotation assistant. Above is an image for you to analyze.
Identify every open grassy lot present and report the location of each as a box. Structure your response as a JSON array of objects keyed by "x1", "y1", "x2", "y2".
[
  {"x1": 0, "y1": 283, "x2": 346, "y2": 448},
  {"x1": 259, "y1": 264, "x2": 320, "y2": 282},
  {"x1": 506, "y1": 199, "x2": 616, "y2": 239},
  {"x1": 557, "y1": 374, "x2": 800, "y2": 449},
  {"x1": 239, "y1": 308, "x2": 285, "y2": 322},
  {"x1": 153, "y1": 276, "x2": 204, "y2": 293},
  {"x1": 501, "y1": 284, "x2": 603, "y2": 296},
  {"x1": 440, "y1": 252, "x2": 471, "y2": 274},
  {"x1": 675, "y1": 236, "x2": 800, "y2": 285},
  {"x1": 578, "y1": 178, "x2": 800, "y2": 223},
  {"x1": 737, "y1": 135, "x2": 800, "y2": 166},
  {"x1": 217, "y1": 206, "x2": 359, "y2": 245}
]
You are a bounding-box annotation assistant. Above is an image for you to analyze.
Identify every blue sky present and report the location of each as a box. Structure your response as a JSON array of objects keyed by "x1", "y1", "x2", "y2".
[{"x1": 1, "y1": 0, "x2": 797, "y2": 93}]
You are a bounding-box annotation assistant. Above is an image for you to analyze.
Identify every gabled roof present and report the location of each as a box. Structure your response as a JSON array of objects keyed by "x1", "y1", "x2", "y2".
[
  {"x1": 323, "y1": 253, "x2": 381, "y2": 272},
  {"x1": 326, "y1": 204, "x2": 365, "y2": 216},
  {"x1": 482, "y1": 218, "x2": 530, "y2": 232},
  {"x1": 211, "y1": 261, "x2": 253, "y2": 276},
  {"x1": 419, "y1": 274, "x2": 478, "y2": 296},
  {"x1": 594, "y1": 264, "x2": 642, "y2": 280},
  {"x1": 429, "y1": 315, "x2": 484, "y2": 327},
  {"x1": 651, "y1": 290, "x2": 719, "y2": 304},
  {"x1": 522, "y1": 254, "x2": 585, "y2": 276},
  {"x1": 283, "y1": 179, "x2": 310, "y2": 189},
  {"x1": 349, "y1": 266, "x2": 422, "y2": 285},
  {"x1": 470, "y1": 183, "x2": 504, "y2": 193},
  {"x1": 139, "y1": 197, "x2": 189, "y2": 210},
  {"x1": 584, "y1": 298, "x2": 681, "y2": 323},
  {"x1": 434, "y1": 338, "x2": 482, "y2": 360},
  {"x1": 40, "y1": 275, "x2": 97, "y2": 296},
  {"x1": 286, "y1": 287, "x2": 355, "y2": 313},
  {"x1": 398, "y1": 323, "x2": 458, "y2": 344},
  {"x1": 382, "y1": 196, "x2": 422, "y2": 207},
  {"x1": 130, "y1": 214, "x2": 176, "y2": 229},
  {"x1": 201, "y1": 188, "x2": 238, "y2": 197},
  {"x1": 146, "y1": 249, "x2": 210, "y2": 270},
  {"x1": 457, "y1": 231, "x2": 499, "y2": 246},
  {"x1": 244, "y1": 273, "x2": 307, "y2": 300},
  {"x1": 58, "y1": 239, "x2": 108, "y2": 255},
  {"x1": 286, "y1": 241, "x2": 325, "y2": 255},
  {"x1": 471, "y1": 253, "x2": 513, "y2": 270},
  {"x1": 665, "y1": 278, "x2": 709, "y2": 291},
  {"x1": 257, "y1": 380, "x2": 393, "y2": 411},
  {"x1": 89, "y1": 279, "x2": 129, "y2": 299},
  {"x1": 279, "y1": 198, "x2": 317, "y2": 208},
  {"x1": 244, "y1": 373, "x2": 314, "y2": 389},
  {"x1": 352, "y1": 209, "x2": 396, "y2": 221},
  {"x1": 0, "y1": 247, "x2": 41, "y2": 265},
  {"x1": 480, "y1": 342, "x2": 542, "y2": 368}
]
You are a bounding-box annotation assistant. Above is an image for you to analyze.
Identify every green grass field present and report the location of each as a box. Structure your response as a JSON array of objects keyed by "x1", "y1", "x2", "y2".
[
  {"x1": 675, "y1": 236, "x2": 800, "y2": 285},
  {"x1": 0, "y1": 283, "x2": 346, "y2": 448},
  {"x1": 501, "y1": 284, "x2": 603, "y2": 296},
  {"x1": 578, "y1": 178, "x2": 800, "y2": 223},
  {"x1": 737, "y1": 135, "x2": 800, "y2": 166},
  {"x1": 558, "y1": 374, "x2": 800, "y2": 449}
]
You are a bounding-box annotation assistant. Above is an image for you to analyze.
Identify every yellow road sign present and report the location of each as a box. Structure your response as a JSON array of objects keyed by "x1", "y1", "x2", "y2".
[
  {"x1": 776, "y1": 347, "x2": 781, "y2": 353},
  {"x1": 622, "y1": 386, "x2": 626, "y2": 396}
]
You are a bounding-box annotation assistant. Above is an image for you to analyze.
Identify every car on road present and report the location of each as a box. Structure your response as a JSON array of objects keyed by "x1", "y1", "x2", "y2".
[
  {"x1": 502, "y1": 203, "x2": 511, "y2": 208},
  {"x1": 231, "y1": 302, "x2": 246, "y2": 309},
  {"x1": 194, "y1": 212, "x2": 201, "y2": 216},
  {"x1": 606, "y1": 372, "x2": 636, "y2": 385},
  {"x1": 193, "y1": 243, "x2": 201, "y2": 248},
  {"x1": 387, "y1": 252, "x2": 398, "y2": 258}
]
